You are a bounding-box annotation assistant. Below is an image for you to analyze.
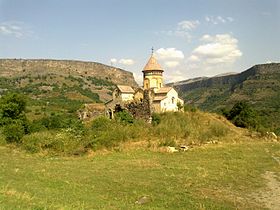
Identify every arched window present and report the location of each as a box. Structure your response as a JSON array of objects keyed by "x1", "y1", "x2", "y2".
[{"x1": 172, "y1": 97, "x2": 175, "y2": 104}]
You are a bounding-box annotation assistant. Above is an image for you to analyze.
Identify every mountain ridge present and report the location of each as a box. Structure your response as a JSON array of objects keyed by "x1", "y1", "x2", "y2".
[
  {"x1": 172, "y1": 63, "x2": 280, "y2": 134},
  {"x1": 0, "y1": 58, "x2": 137, "y2": 87},
  {"x1": 0, "y1": 59, "x2": 138, "y2": 117}
]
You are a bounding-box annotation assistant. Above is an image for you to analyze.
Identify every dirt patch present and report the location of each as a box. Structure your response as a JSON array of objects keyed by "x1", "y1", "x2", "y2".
[{"x1": 251, "y1": 171, "x2": 280, "y2": 210}]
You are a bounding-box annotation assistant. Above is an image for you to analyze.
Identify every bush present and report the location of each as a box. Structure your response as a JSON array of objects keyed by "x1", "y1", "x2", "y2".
[
  {"x1": 30, "y1": 114, "x2": 85, "y2": 134},
  {"x1": 0, "y1": 92, "x2": 26, "y2": 120},
  {"x1": 0, "y1": 132, "x2": 6, "y2": 145},
  {"x1": 184, "y1": 104, "x2": 197, "y2": 112},
  {"x1": 153, "y1": 112, "x2": 192, "y2": 140},
  {"x1": 115, "y1": 110, "x2": 134, "y2": 124},
  {"x1": 22, "y1": 129, "x2": 84, "y2": 155},
  {"x1": 91, "y1": 116, "x2": 112, "y2": 132},
  {"x1": 198, "y1": 121, "x2": 229, "y2": 142},
  {"x1": 2, "y1": 122, "x2": 25, "y2": 143},
  {"x1": 0, "y1": 93, "x2": 30, "y2": 141},
  {"x1": 177, "y1": 102, "x2": 184, "y2": 111},
  {"x1": 89, "y1": 123, "x2": 131, "y2": 149},
  {"x1": 151, "y1": 113, "x2": 161, "y2": 126},
  {"x1": 22, "y1": 131, "x2": 54, "y2": 153},
  {"x1": 88, "y1": 117, "x2": 150, "y2": 150},
  {"x1": 274, "y1": 128, "x2": 280, "y2": 136},
  {"x1": 226, "y1": 101, "x2": 259, "y2": 129}
]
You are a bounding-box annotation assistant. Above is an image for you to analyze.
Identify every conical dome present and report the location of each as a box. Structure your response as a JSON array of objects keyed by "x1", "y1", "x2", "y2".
[{"x1": 143, "y1": 54, "x2": 164, "y2": 71}]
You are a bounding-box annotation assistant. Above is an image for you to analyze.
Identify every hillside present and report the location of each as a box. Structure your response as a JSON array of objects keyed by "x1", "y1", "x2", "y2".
[
  {"x1": 173, "y1": 63, "x2": 280, "y2": 134},
  {"x1": 0, "y1": 59, "x2": 137, "y2": 116}
]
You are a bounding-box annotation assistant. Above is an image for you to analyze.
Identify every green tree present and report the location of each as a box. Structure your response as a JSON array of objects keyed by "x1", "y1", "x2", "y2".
[
  {"x1": 0, "y1": 92, "x2": 26, "y2": 123},
  {"x1": 227, "y1": 101, "x2": 258, "y2": 129},
  {"x1": 0, "y1": 92, "x2": 29, "y2": 142}
]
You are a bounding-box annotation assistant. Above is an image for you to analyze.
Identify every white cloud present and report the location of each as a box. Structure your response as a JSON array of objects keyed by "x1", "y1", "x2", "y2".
[
  {"x1": 226, "y1": 17, "x2": 234, "y2": 22},
  {"x1": 191, "y1": 34, "x2": 242, "y2": 64},
  {"x1": 177, "y1": 20, "x2": 200, "y2": 31},
  {"x1": 0, "y1": 21, "x2": 32, "y2": 38},
  {"x1": 187, "y1": 55, "x2": 200, "y2": 62},
  {"x1": 184, "y1": 34, "x2": 242, "y2": 77},
  {"x1": 160, "y1": 19, "x2": 200, "y2": 42},
  {"x1": 110, "y1": 58, "x2": 117, "y2": 64},
  {"x1": 165, "y1": 61, "x2": 180, "y2": 68},
  {"x1": 175, "y1": 20, "x2": 199, "y2": 41},
  {"x1": 156, "y1": 48, "x2": 184, "y2": 60},
  {"x1": 155, "y1": 48, "x2": 184, "y2": 69},
  {"x1": 119, "y1": 58, "x2": 134, "y2": 65},
  {"x1": 165, "y1": 70, "x2": 186, "y2": 83},
  {"x1": 205, "y1": 16, "x2": 234, "y2": 24},
  {"x1": 200, "y1": 34, "x2": 212, "y2": 42}
]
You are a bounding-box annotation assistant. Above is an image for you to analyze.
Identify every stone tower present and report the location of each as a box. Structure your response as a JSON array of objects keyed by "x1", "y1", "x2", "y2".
[{"x1": 142, "y1": 53, "x2": 164, "y2": 90}]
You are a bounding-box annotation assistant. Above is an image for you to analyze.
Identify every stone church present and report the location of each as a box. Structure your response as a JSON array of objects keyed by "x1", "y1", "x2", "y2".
[{"x1": 105, "y1": 53, "x2": 184, "y2": 120}]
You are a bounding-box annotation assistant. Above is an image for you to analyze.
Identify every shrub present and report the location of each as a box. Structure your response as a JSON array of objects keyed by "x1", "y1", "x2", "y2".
[
  {"x1": 91, "y1": 116, "x2": 112, "y2": 132},
  {"x1": 184, "y1": 104, "x2": 197, "y2": 112},
  {"x1": 88, "y1": 117, "x2": 149, "y2": 150},
  {"x1": 115, "y1": 110, "x2": 134, "y2": 124},
  {"x1": 226, "y1": 101, "x2": 259, "y2": 129},
  {"x1": 151, "y1": 113, "x2": 161, "y2": 126},
  {"x1": 0, "y1": 132, "x2": 6, "y2": 145},
  {"x1": 177, "y1": 101, "x2": 184, "y2": 111},
  {"x1": 274, "y1": 128, "x2": 280, "y2": 136},
  {"x1": 0, "y1": 92, "x2": 31, "y2": 144},
  {"x1": 22, "y1": 129, "x2": 84, "y2": 155},
  {"x1": 0, "y1": 92, "x2": 26, "y2": 120},
  {"x1": 153, "y1": 112, "x2": 192, "y2": 140},
  {"x1": 31, "y1": 114, "x2": 85, "y2": 133},
  {"x1": 2, "y1": 122, "x2": 25, "y2": 143},
  {"x1": 198, "y1": 121, "x2": 229, "y2": 142},
  {"x1": 22, "y1": 131, "x2": 54, "y2": 153},
  {"x1": 52, "y1": 129, "x2": 83, "y2": 154}
]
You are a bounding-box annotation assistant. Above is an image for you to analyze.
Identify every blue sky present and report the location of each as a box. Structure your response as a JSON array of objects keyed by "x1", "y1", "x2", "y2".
[{"x1": 0, "y1": 0, "x2": 279, "y2": 83}]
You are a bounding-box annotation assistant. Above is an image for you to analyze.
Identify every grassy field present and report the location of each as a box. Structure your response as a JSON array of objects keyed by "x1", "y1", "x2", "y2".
[{"x1": 0, "y1": 141, "x2": 279, "y2": 209}]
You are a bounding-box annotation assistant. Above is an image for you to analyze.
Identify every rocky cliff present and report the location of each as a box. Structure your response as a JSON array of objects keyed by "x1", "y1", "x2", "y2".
[
  {"x1": 0, "y1": 59, "x2": 137, "y2": 87},
  {"x1": 174, "y1": 63, "x2": 280, "y2": 92}
]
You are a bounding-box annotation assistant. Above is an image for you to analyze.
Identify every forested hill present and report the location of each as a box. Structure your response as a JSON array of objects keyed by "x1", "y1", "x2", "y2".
[{"x1": 173, "y1": 63, "x2": 280, "y2": 134}]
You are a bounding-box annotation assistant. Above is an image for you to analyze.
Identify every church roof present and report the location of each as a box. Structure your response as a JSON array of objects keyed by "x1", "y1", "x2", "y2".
[
  {"x1": 155, "y1": 86, "x2": 173, "y2": 94},
  {"x1": 153, "y1": 96, "x2": 167, "y2": 101},
  {"x1": 117, "y1": 85, "x2": 135, "y2": 93},
  {"x1": 143, "y1": 54, "x2": 164, "y2": 71}
]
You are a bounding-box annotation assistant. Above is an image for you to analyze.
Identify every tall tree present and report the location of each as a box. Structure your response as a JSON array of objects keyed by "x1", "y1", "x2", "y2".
[
  {"x1": 0, "y1": 92, "x2": 28, "y2": 142},
  {"x1": 227, "y1": 101, "x2": 258, "y2": 129}
]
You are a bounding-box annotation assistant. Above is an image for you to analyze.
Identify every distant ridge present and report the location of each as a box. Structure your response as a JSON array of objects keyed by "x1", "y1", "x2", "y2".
[
  {"x1": 174, "y1": 63, "x2": 280, "y2": 92},
  {"x1": 0, "y1": 58, "x2": 137, "y2": 87},
  {"x1": 172, "y1": 63, "x2": 280, "y2": 134},
  {"x1": 0, "y1": 59, "x2": 138, "y2": 109}
]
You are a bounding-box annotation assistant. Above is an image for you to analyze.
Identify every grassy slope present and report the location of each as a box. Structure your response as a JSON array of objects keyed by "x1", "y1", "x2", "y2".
[
  {"x1": 1, "y1": 141, "x2": 279, "y2": 209},
  {"x1": 0, "y1": 74, "x2": 114, "y2": 120}
]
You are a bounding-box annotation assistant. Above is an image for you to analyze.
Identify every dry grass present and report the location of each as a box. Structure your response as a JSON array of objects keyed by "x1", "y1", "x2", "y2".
[{"x1": 0, "y1": 141, "x2": 279, "y2": 209}]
